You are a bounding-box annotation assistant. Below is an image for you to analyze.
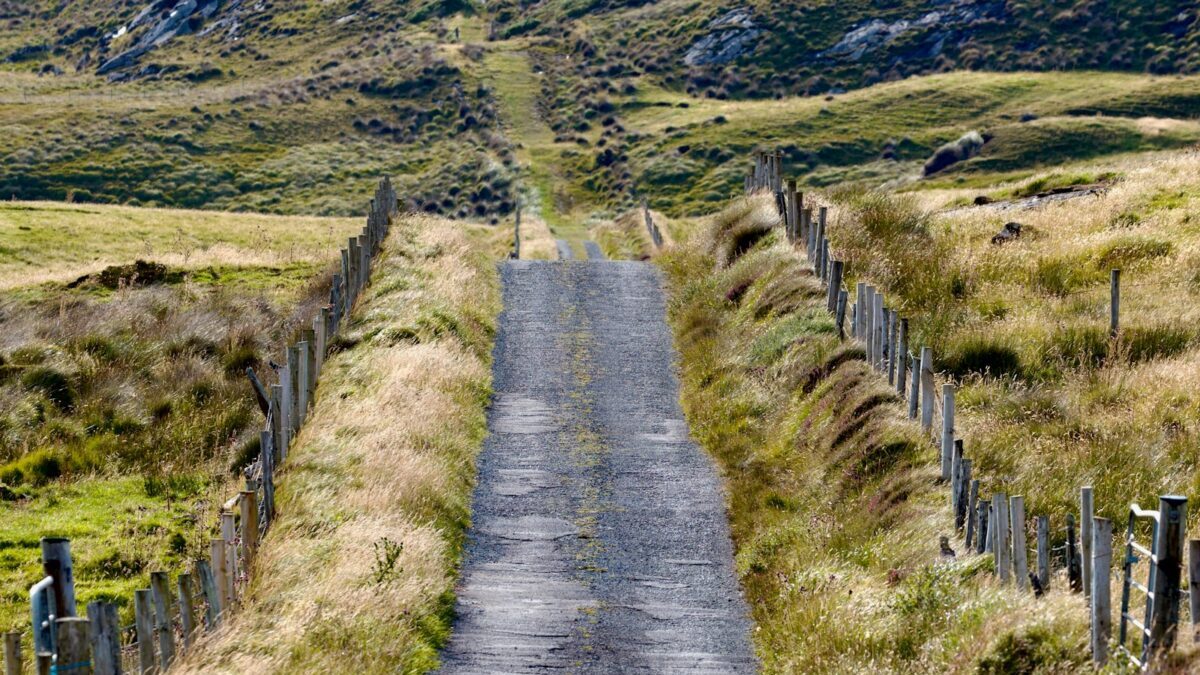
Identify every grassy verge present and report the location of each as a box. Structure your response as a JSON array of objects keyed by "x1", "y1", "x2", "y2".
[
  {"x1": 177, "y1": 214, "x2": 502, "y2": 674},
  {"x1": 659, "y1": 195, "x2": 1091, "y2": 672}
]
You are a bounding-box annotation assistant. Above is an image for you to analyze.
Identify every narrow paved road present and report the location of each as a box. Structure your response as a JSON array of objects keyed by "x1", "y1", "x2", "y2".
[{"x1": 440, "y1": 260, "x2": 756, "y2": 673}]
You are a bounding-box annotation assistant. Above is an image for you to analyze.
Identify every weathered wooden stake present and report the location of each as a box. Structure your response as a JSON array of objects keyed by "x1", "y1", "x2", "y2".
[
  {"x1": 873, "y1": 292, "x2": 884, "y2": 371},
  {"x1": 1011, "y1": 496, "x2": 1029, "y2": 591},
  {"x1": 197, "y1": 559, "x2": 220, "y2": 629},
  {"x1": 178, "y1": 572, "x2": 198, "y2": 650},
  {"x1": 956, "y1": 456, "x2": 971, "y2": 532},
  {"x1": 221, "y1": 512, "x2": 237, "y2": 609},
  {"x1": 297, "y1": 341, "x2": 310, "y2": 426},
  {"x1": 864, "y1": 286, "x2": 875, "y2": 360},
  {"x1": 1110, "y1": 269, "x2": 1120, "y2": 338},
  {"x1": 53, "y1": 618, "x2": 91, "y2": 675},
  {"x1": 1091, "y1": 517, "x2": 1113, "y2": 667},
  {"x1": 260, "y1": 430, "x2": 276, "y2": 521},
  {"x1": 965, "y1": 479, "x2": 980, "y2": 549},
  {"x1": 827, "y1": 261, "x2": 843, "y2": 314},
  {"x1": 835, "y1": 290, "x2": 847, "y2": 341},
  {"x1": 1149, "y1": 495, "x2": 1187, "y2": 654},
  {"x1": 887, "y1": 310, "x2": 898, "y2": 385},
  {"x1": 133, "y1": 589, "x2": 155, "y2": 675},
  {"x1": 150, "y1": 572, "x2": 175, "y2": 668},
  {"x1": 210, "y1": 538, "x2": 228, "y2": 624},
  {"x1": 920, "y1": 347, "x2": 934, "y2": 432},
  {"x1": 40, "y1": 538, "x2": 76, "y2": 618},
  {"x1": 1067, "y1": 514, "x2": 1082, "y2": 593},
  {"x1": 908, "y1": 354, "x2": 920, "y2": 420},
  {"x1": 994, "y1": 493, "x2": 1011, "y2": 584},
  {"x1": 1189, "y1": 539, "x2": 1200, "y2": 643},
  {"x1": 4, "y1": 631, "x2": 20, "y2": 675},
  {"x1": 1037, "y1": 516, "x2": 1050, "y2": 591},
  {"x1": 1081, "y1": 486, "x2": 1094, "y2": 598},
  {"x1": 896, "y1": 319, "x2": 908, "y2": 397},
  {"x1": 984, "y1": 502, "x2": 995, "y2": 554},
  {"x1": 855, "y1": 283, "x2": 865, "y2": 339},
  {"x1": 241, "y1": 490, "x2": 259, "y2": 563},
  {"x1": 941, "y1": 384, "x2": 955, "y2": 482}
]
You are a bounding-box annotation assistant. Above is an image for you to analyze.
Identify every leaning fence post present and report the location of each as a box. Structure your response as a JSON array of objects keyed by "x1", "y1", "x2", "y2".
[
  {"x1": 40, "y1": 538, "x2": 76, "y2": 618},
  {"x1": 1036, "y1": 516, "x2": 1050, "y2": 592},
  {"x1": 1011, "y1": 496, "x2": 1029, "y2": 591},
  {"x1": 1148, "y1": 495, "x2": 1187, "y2": 654},
  {"x1": 53, "y1": 618, "x2": 90, "y2": 675},
  {"x1": 994, "y1": 493, "x2": 1010, "y2": 584},
  {"x1": 1091, "y1": 517, "x2": 1113, "y2": 667},
  {"x1": 1110, "y1": 269, "x2": 1120, "y2": 338},
  {"x1": 4, "y1": 632, "x2": 20, "y2": 675},
  {"x1": 241, "y1": 490, "x2": 260, "y2": 562},
  {"x1": 150, "y1": 572, "x2": 175, "y2": 668},
  {"x1": 920, "y1": 347, "x2": 934, "y2": 432},
  {"x1": 1082, "y1": 486, "x2": 1094, "y2": 598},
  {"x1": 133, "y1": 589, "x2": 155, "y2": 675},
  {"x1": 941, "y1": 384, "x2": 955, "y2": 482}
]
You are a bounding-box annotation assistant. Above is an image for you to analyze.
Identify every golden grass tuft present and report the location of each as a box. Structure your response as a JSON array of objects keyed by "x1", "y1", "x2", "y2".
[{"x1": 175, "y1": 214, "x2": 501, "y2": 674}]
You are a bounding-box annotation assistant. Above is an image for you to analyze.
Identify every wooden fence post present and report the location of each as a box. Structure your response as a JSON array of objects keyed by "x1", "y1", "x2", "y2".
[
  {"x1": 277, "y1": 368, "x2": 291, "y2": 458},
  {"x1": 513, "y1": 207, "x2": 521, "y2": 259},
  {"x1": 873, "y1": 292, "x2": 884, "y2": 371},
  {"x1": 920, "y1": 347, "x2": 934, "y2": 432},
  {"x1": 1189, "y1": 539, "x2": 1200, "y2": 643},
  {"x1": 984, "y1": 502, "x2": 995, "y2": 554},
  {"x1": 210, "y1": 539, "x2": 228, "y2": 624},
  {"x1": 241, "y1": 490, "x2": 260, "y2": 562},
  {"x1": 896, "y1": 319, "x2": 908, "y2": 397},
  {"x1": 1011, "y1": 496, "x2": 1029, "y2": 591},
  {"x1": 5, "y1": 631, "x2": 20, "y2": 675},
  {"x1": 1110, "y1": 269, "x2": 1120, "y2": 338},
  {"x1": 297, "y1": 341, "x2": 310, "y2": 427},
  {"x1": 835, "y1": 290, "x2": 847, "y2": 341},
  {"x1": 941, "y1": 384, "x2": 955, "y2": 482},
  {"x1": 197, "y1": 559, "x2": 220, "y2": 629},
  {"x1": 887, "y1": 310, "x2": 898, "y2": 385},
  {"x1": 261, "y1": 429, "x2": 276, "y2": 521},
  {"x1": 150, "y1": 572, "x2": 175, "y2": 668},
  {"x1": 1037, "y1": 516, "x2": 1050, "y2": 592},
  {"x1": 965, "y1": 479, "x2": 980, "y2": 549},
  {"x1": 134, "y1": 589, "x2": 155, "y2": 675},
  {"x1": 1149, "y1": 495, "x2": 1187, "y2": 654},
  {"x1": 956, "y1": 457, "x2": 971, "y2": 532},
  {"x1": 864, "y1": 286, "x2": 875, "y2": 359},
  {"x1": 1067, "y1": 514, "x2": 1082, "y2": 593},
  {"x1": 287, "y1": 345, "x2": 300, "y2": 435},
  {"x1": 54, "y1": 618, "x2": 91, "y2": 675},
  {"x1": 1082, "y1": 486, "x2": 1094, "y2": 598},
  {"x1": 1091, "y1": 517, "x2": 1113, "y2": 667},
  {"x1": 178, "y1": 572, "x2": 198, "y2": 650},
  {"x1": 854, "y1": 283, "x2": 865, "y2": 339},
  {"x1": 785, "y1": 180, "x2": 798, "y2": 243},
  {"x1": 994, "y1": 493, "x2": 1010, "y2": 584},
  {"x1": 221, "y1": 512, "x2": 237, "y2": 608},
  {"x1": 908, "y1": 354, "x2": 919, "y2": 420},
  {"x1": 316, "y1": 307, "x2": 329, "y2": 372},
  {"x1": 40, "y1": 538, "x2": 76, "y2": 618},
  {"x1": 827, "y1": 261, "x2": 843, "y2": 314}
]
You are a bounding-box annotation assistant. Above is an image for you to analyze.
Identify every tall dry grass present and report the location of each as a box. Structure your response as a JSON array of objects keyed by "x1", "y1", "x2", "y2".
[{"x1": 175, "y1": 214, "x2": 502, "y2": 674}]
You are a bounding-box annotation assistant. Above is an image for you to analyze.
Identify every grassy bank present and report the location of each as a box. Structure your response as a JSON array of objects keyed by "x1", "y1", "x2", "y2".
[
  {"x1": 659, "y1": 195, "x2": 1090, "y2": 672},
  {"x1": 178, "y1": 214, "x2": 502, "y2": 673}
]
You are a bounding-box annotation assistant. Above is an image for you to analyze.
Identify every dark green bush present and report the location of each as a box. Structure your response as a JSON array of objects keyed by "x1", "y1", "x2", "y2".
[{"x1": 22, "y1": 366, "x2": 75, "y2": 412}]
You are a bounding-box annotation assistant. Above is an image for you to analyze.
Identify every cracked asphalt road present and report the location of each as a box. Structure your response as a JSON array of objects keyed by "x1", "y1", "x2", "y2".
[{"x1": 439, "y1": 260, "x2": 756, "y2": 674}]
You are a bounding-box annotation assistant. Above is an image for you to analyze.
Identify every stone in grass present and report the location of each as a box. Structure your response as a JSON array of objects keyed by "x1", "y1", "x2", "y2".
[{"x1": 990, "y1": 222, "x2": 1023, "y2": 245}]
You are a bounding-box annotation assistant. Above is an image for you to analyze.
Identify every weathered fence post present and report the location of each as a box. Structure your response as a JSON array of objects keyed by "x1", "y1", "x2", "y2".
[
  {"x1": 241, "y1": 490, "x2": 260, "y2": 563},
  {"x1": 513, "y1": 207, "x2": 521, "y2": 259},
  {"x1": 994, "y1": 493, "x2": 1010, "y2": 584},
  {"x1": 210, "y1": 538, "x2": 228, "y2": 623},
  {"x1": 920, "y1": 347, "x2": 934, "y2": 432},
  {"x1": 1036, "y1": 516, "x2": 1050, "y2": 592},
  {"x1": 887, "y1": 310, "x2": 898, "y2": 385},
  {"x1": 873, "y1": 292, "x2": 884, "y2": 371},
  {"x1": 827, "y1": 261, "x2": 843, "y2": 314},
  {"x1": 941, "y1": 384, "x2": 955, "y2": 482},
  {"x1": 150, "y1": 572, "x2": 175, "y2": 668},
  {"x1": 1091, "y1": 517, "x2": 1113, "y2": 667},
  {"x1": 1082, "y1": 486, "x2": 1094, "y2": 598},
  {"x1": 40, "y1": 538, "x2": 76, "y2": 618},
  {"x1": 985, "y1": 502, "x2": 995, "y2": 554},
  {"x1": 297, "y1": 341, "x2": 310, "y2": 426},
  {"x1": 4, "y1": 632, "x2": 20, "y2": 675},
  {"x1": 977, "y1": 500, "x2": 990, "y2": 554},
  {"x1": 1011, "y1": 496, "x2": 1029, "y2": 591},
  {"x1": 1067, "y1": 514, "x2": 1082, "y2": 593},
  {"x1": 220, "y1": 512, "x2": 237, "y2": 608},
  {"x1": 1110, "y1": 269, "x2": 1120, "y2": 339},
  {"x1": 261, "y1": 429, "x2": 276, "y2": 521},
  {"x1": 1148, "y1": 495, "x2": 1187, "y2": 655},
  {"x1": 1189, "y1": 539, "x2": 1200, "y2": 643},
  {"x1": 956, "y1": 457, "x2": 971, "y2": 531},
  {"x1": 133, "y1": 589, "x2": 155, "y2": 675},
  {"x1": 908, "y1": 354, "x2": 919, "y2": 420},
  {"x1": 287, "y1": 345, "x2": 300, "y2": 435},
  {"x1": 896, "y1": 319, "x2": 908, "y2": 397},
  {"x1": 835, "y1": 290, "x2": 847, "y2": 341},
  {"x1": 178, "y1": 572, "x2": 198, "y2": 650},
  {"x1": 87, "y1": 603, "x2": 122, "y2": 673},
  {"x1": 965, "y1": 479, "x2": 980, "y2": 549},
  {"x1": 197, "y1": 559, "x2": 220, "y2": 629},
  {"x1": 54, "y1": 618, "x2": 91, "y2": 675}
]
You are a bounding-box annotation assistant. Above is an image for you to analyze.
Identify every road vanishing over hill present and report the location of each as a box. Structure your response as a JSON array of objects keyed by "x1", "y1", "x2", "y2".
[{"x1": 440, "y1": 259, "x2": 756, "y2": 673}]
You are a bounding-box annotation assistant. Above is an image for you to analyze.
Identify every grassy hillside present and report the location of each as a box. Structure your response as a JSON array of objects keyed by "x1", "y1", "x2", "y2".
[
  {"x1": 0, "y1": 203, "x2": 353, "y2": 639},
  {"x1": 177, "y1": 213, "x2": 503, "y2": 673}
]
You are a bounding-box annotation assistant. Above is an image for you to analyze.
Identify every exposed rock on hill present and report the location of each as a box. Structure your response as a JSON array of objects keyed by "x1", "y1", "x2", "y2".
[
  {"x1": 684, "y1": 9, "x2": 761, "y2": 66},
  {"x1": 822, "y1": 1, "x2": 1005, "y2": 62},
  {"x1": 98, "y1": 0, "x2": 226, "y2": 76}
]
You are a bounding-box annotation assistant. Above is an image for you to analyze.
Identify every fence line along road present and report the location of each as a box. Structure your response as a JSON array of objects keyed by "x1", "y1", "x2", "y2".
[
  {"x1": 6, "y1": 178, "x2": 399, "y2": 675},
  {"x1": 747, "y1": 149, "x2": 1195, "y2": 670}
]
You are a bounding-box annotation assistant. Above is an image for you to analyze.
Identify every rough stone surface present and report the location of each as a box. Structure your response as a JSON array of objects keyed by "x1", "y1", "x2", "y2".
[
  {"x1": 440, "y1": 260, "x2": 756, "y2": 674},
  {"x1": 684, "y1": 8, "x2": 761, "y2": 66}
]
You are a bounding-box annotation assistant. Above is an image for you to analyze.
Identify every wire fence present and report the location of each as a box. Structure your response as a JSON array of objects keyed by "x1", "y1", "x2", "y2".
[
  {"x1": 749, "y1": 150, "x2": 1195, "y2": 671},
  {"x1": 3, "y1": 178, "x2": 400, "y2": 675}
]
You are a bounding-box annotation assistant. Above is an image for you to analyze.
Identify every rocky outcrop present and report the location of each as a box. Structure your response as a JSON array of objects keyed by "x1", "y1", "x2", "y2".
[
  {"x1": 821, "y1": 1, "x2": 1004, "y2": 62},
  {"x1": 923, "y1": 130, "x2": 986, "y2": 176},
  {"x1": 98, "y1": 0, "x2": 224, "y2": 76},
  {"x1": 684, "y1": 8, "x2": 761, "y2": 66}
]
